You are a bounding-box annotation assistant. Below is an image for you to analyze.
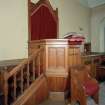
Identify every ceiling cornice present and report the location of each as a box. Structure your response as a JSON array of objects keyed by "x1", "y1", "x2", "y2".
[
  {"x1": 79, "y1": 0, "x2": 105, "y2": 8},
  {"x1": 88, "y1": 0, "x2": 105, "y2": 8}
]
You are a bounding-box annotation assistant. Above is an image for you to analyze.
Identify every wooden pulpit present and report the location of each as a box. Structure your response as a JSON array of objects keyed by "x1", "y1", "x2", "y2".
[{"x1": 29, "y1": 39, "x2": 69, "y2": 100}]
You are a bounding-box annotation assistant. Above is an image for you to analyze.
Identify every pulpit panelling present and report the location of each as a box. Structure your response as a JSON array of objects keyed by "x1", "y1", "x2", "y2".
[{"x1": 44, "y1": 39, "x2": 68, "y2": 92}]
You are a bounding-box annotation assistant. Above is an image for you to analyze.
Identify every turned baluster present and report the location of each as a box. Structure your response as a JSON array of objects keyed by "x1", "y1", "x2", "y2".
[
  {"x1": 13, "y1": 73, "x2": 17, "y2": 101},
  {"x1": 21, "y1": 67, "x2": 24, "y2": 94},
  {"x1": 27, "y1": 61, "x2": 30, "y2": 87},
  {"x1": 33, "y1": 59, "x2": 35, "y2": 80},
  {"x1": 3, "y1": 71, "x2": 8, "y2": 105},
  {"x1": 38, "y1": 53, "x2": 41, "y2": 76}
]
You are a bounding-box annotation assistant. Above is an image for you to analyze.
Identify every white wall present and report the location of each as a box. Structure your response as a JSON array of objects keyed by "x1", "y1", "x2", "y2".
[
  {"x1": 0, "y1": 0, "x2": 91, "y2": 60},
  {"x1": 99, "y1": 18, "x2": 105, "y2": 52},
  {"x1": 0, "y1": 0, "x2": 28, "y2": 60},
  {"x1": 58, "y1": 0, "x2": 91, "y2": 42},
  {"x1": 91, "y1": 4, "x2": 105, "y2": 52}
]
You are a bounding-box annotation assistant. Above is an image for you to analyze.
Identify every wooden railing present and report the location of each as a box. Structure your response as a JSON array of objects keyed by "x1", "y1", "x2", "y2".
[{"x1": 1, "y1": 48, "x2": 44, "y2": 105}]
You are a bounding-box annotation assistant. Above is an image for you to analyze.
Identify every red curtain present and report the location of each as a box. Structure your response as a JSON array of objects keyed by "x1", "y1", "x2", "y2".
[{"x1": 31, "y1": 6, "x2": 57, "y2": 40}]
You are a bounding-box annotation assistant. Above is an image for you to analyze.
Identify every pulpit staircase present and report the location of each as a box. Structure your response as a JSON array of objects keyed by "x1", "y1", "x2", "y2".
[
  {"x1": 0, "y1": 48, "x2": 49, "y2": 105},
  {"x1": 0, "y1": 39, "x2": 82, "y2": 105}
]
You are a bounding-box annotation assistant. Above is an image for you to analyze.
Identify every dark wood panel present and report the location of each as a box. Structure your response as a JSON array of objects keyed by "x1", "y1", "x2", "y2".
[{"x1": 47, "y1": 77, "x2": 67, "y2": 92}]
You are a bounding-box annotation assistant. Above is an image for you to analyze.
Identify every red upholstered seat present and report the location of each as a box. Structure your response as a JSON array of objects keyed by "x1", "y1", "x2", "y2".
[
  {"x1": 71, "y1": 66, "x2": 99, "y2": 105},
  {"x1": 83, "y1": 80, "x2": 99, "y2": 96}
]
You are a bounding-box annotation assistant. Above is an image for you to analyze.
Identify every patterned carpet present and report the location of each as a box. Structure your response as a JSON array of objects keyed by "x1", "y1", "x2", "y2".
[{"x1": 40, "y1": 82, "x2": 105, "y2": 105}]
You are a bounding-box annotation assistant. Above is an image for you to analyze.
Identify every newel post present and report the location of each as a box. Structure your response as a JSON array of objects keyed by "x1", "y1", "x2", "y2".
[{"x1": 3, "y1": 71, "x2": 8, "y2": 105}]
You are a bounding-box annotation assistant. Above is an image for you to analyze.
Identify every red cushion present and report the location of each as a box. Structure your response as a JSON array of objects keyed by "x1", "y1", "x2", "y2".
[{"x1": 83, "y1": 80, "x2": 99, "y2": 96}]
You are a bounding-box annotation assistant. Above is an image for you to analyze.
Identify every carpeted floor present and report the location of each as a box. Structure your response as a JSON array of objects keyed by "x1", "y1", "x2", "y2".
[
  {"x1": 98, "y1": 82, "x2": 105, "y2": 105},
  {"x1": 39, "y1": 100, "x2": 66, "y2": 105},
  {"x1": 40, "y1": 82, "x2": 105, "y2": 105}
]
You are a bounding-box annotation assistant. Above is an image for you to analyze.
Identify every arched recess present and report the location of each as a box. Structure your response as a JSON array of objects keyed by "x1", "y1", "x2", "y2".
[
  {"x1": 99, "y1": 18, "x2": 105, "y2": 52},
  {"x1": 29, "y1": 0, "x2": 58, "y2": 41}
]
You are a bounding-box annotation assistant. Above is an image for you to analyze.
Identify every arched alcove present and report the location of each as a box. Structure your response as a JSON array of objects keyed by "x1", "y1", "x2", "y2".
[
  {"x1": 29, "y1": 0, "x2": 58, "y2": 41},
  {"x1": 28, "y1": 0, "x2": 59, "y2": 55},
  {"x1": 99, "y1": 18, "x2": 105, "y2": 52}
]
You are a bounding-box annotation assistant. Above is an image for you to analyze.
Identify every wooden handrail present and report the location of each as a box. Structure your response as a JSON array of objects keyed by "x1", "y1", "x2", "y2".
[
  {"x1": 7, "y1": 48, "x2": 43, "y2": 79},
  {"x1": 2, "y1": 48, "x2": 44, "y2": 105}
]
